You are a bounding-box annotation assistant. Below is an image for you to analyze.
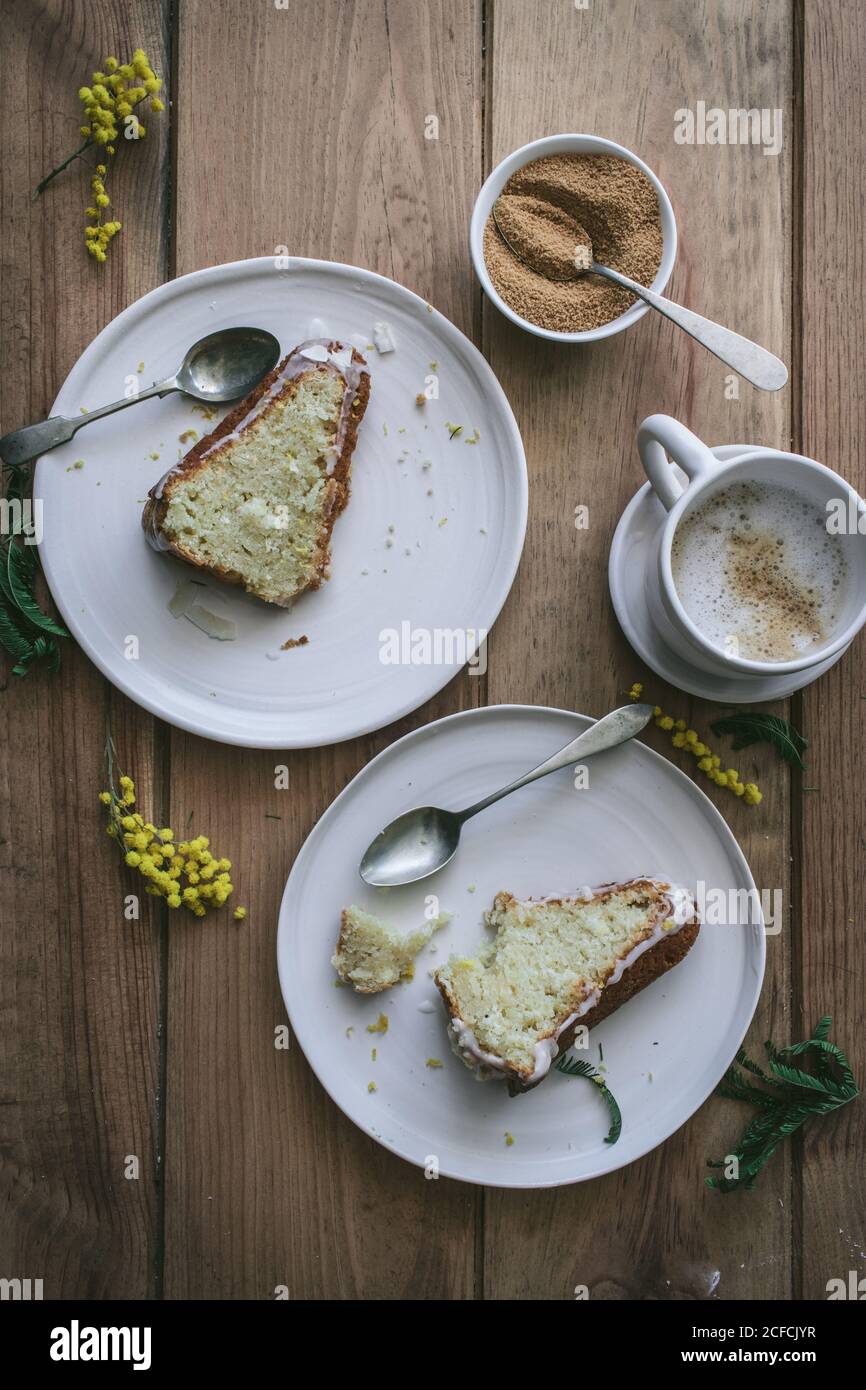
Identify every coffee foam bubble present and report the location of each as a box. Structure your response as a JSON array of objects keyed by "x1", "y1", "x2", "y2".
[{"x1": 671, "y1": 481, "x2": 847, "y2": 663}]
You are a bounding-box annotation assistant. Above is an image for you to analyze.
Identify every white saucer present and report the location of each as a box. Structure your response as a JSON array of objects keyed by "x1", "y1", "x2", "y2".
[{"x1": 608, "y1": 445, "x2": 847, "y2": 703}]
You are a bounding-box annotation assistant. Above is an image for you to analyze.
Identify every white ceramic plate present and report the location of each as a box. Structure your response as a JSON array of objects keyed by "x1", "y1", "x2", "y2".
[
  {"x1": 608, "y1": 446, "x2": 846, "y2": 703},
  {"x1": 36, "y1": 258, "x2": 527, "y2": 747},
  {"x1": 277, "y1": 704, "x2": 765, "y2": 1188}
]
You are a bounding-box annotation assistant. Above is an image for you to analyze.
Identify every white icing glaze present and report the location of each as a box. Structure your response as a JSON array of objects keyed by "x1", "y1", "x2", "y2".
[
  {"x1": 144, "y1": 339, "x2": 366, "y2": 552},
  {"x1": 444, "y1": 878, "x2": 697, "y2": 1087},
  {"x1": 447, "y1": 1018, "x2": 510, "y2": 1082}
]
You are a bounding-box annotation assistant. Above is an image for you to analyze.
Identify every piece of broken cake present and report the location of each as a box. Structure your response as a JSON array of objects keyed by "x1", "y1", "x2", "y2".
[{"x1": 333, "y1": 905, "x2": 452, "y2": 994}]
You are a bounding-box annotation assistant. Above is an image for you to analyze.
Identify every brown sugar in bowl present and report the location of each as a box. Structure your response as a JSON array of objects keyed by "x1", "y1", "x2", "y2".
[{"x1": 470, "y1": 133, "x2": 677, "y2": 344}]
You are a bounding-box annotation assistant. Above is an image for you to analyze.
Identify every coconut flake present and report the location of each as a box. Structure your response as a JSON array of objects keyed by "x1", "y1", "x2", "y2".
[
  {"x1": 328, "y1": 347, "x2": 353, "y2": 374},
  {"x1": 168, "y1": 578, "x2": 199, "y2": 619},
  {"x1": 185, "y1": 604, "x2": 238, "y2": 641},
  {"x1": 373, "y1": 321, "x2": 396, "y2": 353}
]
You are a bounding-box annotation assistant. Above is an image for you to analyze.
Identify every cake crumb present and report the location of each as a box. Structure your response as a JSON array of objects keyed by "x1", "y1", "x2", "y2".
[
  {"x1": 280, "y1": 635, "x2": 309, "y2": 650},
  {"x1": 504, "y1": 1132, "x2": 514, "y2": 1147},
  {"x1": 367, "y1": 1013, "x2": 389, "y2": 1036},
  {"x1": 425, "y1": 1058, "x2": 443, "y2": 1069},
  {"x1": 367, "y1": 1081, "x2": 377, "y2": 1093}
]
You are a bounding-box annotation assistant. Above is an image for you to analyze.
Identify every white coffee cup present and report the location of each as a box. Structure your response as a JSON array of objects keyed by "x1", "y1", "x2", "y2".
[{"x1": 638, "y1": 413, "x2": 866, "y2": 678}]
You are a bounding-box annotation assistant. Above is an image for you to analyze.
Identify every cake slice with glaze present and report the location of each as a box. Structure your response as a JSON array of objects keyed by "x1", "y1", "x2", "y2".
[
  {"x1": 142, "y1": 339, "x2": 370, "y2": 607},
  {"x1": 434, "y1": 878, "x2": 699, "y2": 1095}
]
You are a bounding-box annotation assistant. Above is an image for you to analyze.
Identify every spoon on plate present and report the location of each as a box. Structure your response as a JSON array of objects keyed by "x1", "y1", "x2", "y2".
[
  {"x1": 0, "y1": 326, "x2": 281, "y2": 468},
  {"x1": 359, "y1": 703, "x2": 655, "y2": 888},
  {"x1": 491, "y1": 199, "x2": 788, "y2": 392}
]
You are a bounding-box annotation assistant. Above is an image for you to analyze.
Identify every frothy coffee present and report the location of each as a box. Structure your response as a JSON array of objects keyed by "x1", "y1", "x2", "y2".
[{"x1": 670, "y1": 481, "x2": 847, "y2": 663}]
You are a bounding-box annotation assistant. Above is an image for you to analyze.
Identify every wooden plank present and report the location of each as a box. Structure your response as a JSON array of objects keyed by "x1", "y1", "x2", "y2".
[
  {"x1": 798, "y1": 0, "x2": 866, "y2": 1302},
  {"x1": 482, "y1": 0, "x2": 794, "y2": 1299},
  {"x1": 0, "y1": 0, "x2": 168, "y2": 1298},
  {"x1": 166, "y1": 0, "x2": 482, "y2": 1299}
]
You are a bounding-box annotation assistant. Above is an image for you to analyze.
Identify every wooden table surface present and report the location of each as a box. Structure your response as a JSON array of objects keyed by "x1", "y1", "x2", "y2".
[{"x1": 2, "y1": 0, "x2": 864, "y2": 1301}]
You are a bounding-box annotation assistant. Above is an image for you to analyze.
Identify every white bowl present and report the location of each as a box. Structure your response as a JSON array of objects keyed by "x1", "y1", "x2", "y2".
[{"x1": 470, "y1": 133, "x2": 678, "y2": 343}]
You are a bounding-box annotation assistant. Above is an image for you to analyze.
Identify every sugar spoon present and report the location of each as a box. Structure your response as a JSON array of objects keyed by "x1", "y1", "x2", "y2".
[{"x1": 491, "y1": 200, "x2": 788, "y2": 392}]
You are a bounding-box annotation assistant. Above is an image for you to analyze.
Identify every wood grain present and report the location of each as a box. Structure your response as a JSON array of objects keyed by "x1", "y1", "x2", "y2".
[
  {"x1": 4, "y1": 0, "x2": 864, "y2": 1304},
  {"x1": 165, "y1": 0, "x2": 482, "y2": 1299},
  {"x1": 0, "y1": 0, "x2": 169, "y2": 1298},
  {"x1": 482, "y1": 0, "x2": 793, "y2": 1300},
  {"x1": 797, "y1": 0, "x2": 866, "y2": 1302}
]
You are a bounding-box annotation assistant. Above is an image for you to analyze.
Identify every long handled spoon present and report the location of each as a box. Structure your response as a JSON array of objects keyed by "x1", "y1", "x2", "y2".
[
  {"x1": 359, "y1": 703, "x2": 655, "y2": 888},
  {"x1": 491, "y1": 201, "x2": 787, "y2": 392},
  {"x1": 0, "y1": 326, "x2": 281, "y2": 468},
  {"x1": 578, "y1": 257, "x2": 787, "y2": 391}
]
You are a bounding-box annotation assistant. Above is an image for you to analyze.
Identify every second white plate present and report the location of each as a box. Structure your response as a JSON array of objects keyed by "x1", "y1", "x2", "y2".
[
  {"x1": 277, "y1": 704, "x2": 765, "y2": 1188},
  {"x1": 36, "y1": 257, "x2": 527, "y2": 747}
]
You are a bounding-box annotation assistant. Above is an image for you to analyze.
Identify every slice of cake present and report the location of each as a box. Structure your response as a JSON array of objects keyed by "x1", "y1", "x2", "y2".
[
  {"x1": 434, "y1": 879, "x2": 698, "y2": 1095},
  {"x1": 143, "y1": 339, "x2": 370, "y2": 607},
  {"x1": 333, "y1": 905, "x2": 452, "y2": 994}
]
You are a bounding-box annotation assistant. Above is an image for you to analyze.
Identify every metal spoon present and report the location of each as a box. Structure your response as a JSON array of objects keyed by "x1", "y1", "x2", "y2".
[
  {"x1": 0, "y1": 326, "x2": 281, "y2": 468},
  {"x1": 359, "y1": 703, "x2": 655, "y2": 888},
  {"x1": 491, "y1": 201, "x2": 788, "y2": 392}
]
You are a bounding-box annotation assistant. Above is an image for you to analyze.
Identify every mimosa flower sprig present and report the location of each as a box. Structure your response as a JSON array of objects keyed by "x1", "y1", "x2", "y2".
[
  {"x1": 100, "y1": 733, "x2": 246, "y2": 920},
  {"x1": 628, "y1": 683, "x2": 763, "y2": 805},
  {"x1": 36, "y1": 49, "x2": 165, "y2": 263}
]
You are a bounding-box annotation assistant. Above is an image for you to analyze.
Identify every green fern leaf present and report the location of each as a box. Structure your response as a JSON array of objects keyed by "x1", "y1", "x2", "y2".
[{"x1": 710, "y1": 712, "x2": 808, "y2": 770}]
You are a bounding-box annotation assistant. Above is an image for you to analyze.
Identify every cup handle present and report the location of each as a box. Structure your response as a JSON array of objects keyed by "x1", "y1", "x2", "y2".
[{"x1": 637, "y1": 413, "x2": 718, "y2": 511}]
